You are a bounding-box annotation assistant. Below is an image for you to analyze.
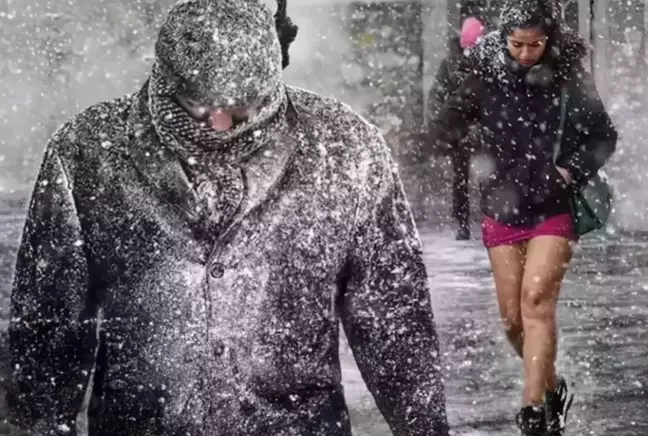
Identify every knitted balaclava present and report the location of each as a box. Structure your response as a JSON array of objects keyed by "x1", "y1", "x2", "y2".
[
  {"x1": 148, "y1": 0, "x2": 287, "y2": 163},
  {"x1": 142, "y1": 0, "x2": 295, "y2": 236}
]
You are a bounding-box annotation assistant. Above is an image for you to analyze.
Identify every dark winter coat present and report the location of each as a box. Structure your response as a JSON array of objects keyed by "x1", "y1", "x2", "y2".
[
  {"x1": 7, "y1": 2, "x2": 448, "y2": 435},
  {"x1": 428, "y1": 0, "x2": 617, "y2": 226},
  {"x1": 427, "y1": 37, "x2": 471, "y2": 121},
  {"x1": 426, "y1": 37, "x2": 481, "y2": 157}
]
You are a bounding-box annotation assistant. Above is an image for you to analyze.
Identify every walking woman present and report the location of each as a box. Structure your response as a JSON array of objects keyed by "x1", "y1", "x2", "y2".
[{"x1": 428, "y1": 0, "x2": 617, "y2": 434}]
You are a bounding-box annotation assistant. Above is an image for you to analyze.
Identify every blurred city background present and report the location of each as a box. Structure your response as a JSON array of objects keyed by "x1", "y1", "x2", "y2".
[{"x1": 0, "y1": 0, "x2": 647, "y2": 228}]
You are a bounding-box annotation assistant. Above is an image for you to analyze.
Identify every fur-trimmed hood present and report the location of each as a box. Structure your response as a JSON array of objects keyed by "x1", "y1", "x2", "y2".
[{"x1": 470, "y1": 0, "x2": 587, "y2": 85}]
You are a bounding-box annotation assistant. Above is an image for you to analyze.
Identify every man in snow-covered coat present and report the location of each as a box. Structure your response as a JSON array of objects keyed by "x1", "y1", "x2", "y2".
[{"x1": 6, "y1": 1, "x2": 449, "y2": 435}]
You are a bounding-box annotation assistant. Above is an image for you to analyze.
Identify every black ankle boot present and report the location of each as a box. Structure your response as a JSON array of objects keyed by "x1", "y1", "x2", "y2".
[
  {"x1": 546, "y1": 377, "x2": 574, "y2": 436},
  {"x1": 516, "y1": 406, "x2": 546, "y2": 436}
]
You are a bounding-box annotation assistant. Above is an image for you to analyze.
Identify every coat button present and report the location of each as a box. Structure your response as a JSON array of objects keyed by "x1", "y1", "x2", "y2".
[
  {"x1": 213, "y1": 341, "x2": 225, "y2": 357},
  {"x1": 209, "y1": 262, "x2": 225, "y2": 279},
  {"x1": 240, "y1": 396, "x2": 256, "y2": 414}
]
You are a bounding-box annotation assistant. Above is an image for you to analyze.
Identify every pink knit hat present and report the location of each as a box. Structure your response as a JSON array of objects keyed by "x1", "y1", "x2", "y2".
[{"x1": 460, "y1": 17, "x2": 485, "y2": 49}]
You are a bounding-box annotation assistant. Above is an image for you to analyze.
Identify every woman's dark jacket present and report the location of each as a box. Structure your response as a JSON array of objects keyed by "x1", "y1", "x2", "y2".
[{"x1": 429, "y1": 30, "x2": 617, "y2": 227}]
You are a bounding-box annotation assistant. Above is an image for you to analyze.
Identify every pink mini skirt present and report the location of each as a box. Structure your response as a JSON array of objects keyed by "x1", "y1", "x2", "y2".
[{"x1": 481, "y1": 213, "x2": 577, "y2": 248}]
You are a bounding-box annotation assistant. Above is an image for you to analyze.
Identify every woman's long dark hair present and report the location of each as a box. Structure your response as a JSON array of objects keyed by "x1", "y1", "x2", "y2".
[{"x1": 274, "y1": 0, "x2": 298, "y2": 69}]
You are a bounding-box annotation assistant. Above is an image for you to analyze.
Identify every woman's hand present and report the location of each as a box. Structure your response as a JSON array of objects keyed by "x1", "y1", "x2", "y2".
[{"x1": 556, "y1": 166, "x2": 572, "y2": 184}]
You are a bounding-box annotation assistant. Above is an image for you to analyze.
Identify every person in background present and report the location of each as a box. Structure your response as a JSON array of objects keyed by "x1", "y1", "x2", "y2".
[
  {"x1": 427, "y1": 16, "x2": 485, "y2": 240},
  {"x1": 428, "y1": 0, "x2": 617, "y2": 434}
]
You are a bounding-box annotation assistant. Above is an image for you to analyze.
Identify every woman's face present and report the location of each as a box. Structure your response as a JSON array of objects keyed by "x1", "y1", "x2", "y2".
[{"x1": 507, "y1": 27, "x2": 548, "y2": 68}]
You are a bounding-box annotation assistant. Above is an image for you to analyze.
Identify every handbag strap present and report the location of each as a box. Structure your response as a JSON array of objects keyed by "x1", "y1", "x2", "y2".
[{"x1": 553, "y1": 85, "x2": 569, "y2": 163}]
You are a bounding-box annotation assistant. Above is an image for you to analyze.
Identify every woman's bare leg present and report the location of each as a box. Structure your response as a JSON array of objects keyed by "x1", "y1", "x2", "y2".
[
  {"x1": 520, "y1": 235, "x2": 572, "y2": 406},
  {"x1": 488, "y1": 243, "x2": 526, "y2": 358}
]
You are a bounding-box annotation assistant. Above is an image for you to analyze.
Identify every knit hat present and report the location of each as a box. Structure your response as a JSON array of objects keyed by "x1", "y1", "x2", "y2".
[
  {"x1": 154, "y1": 0, "x2": 282, "y2": 110},
  {"x1": 460, "y1": 17, "x2": 485, "y2": 49},
  {"x1": 148, "y1": 0, "x2": 288, "y2": 155}
]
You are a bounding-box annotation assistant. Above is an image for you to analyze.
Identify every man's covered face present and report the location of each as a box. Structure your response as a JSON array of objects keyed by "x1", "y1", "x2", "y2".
[
  {"x1": 175, "y1": 94, "x2": 260, "y2": 132},
  {"x1": 153, "y1": 0, "x2": 283, "y2": 135}
]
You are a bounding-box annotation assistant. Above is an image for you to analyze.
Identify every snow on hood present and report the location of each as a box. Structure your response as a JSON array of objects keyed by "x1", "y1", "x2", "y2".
[{"x1": 470, "y1": 0, "x2": 587, "y2": 84}]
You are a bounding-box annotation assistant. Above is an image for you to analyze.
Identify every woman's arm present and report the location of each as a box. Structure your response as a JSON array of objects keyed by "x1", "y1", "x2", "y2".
[{"x1": 562, "y1": 70, "x2": 617, "y2": 185}]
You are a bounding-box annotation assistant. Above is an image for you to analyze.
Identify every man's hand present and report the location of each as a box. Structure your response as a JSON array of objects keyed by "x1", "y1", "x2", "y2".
[{"x1": 556, "y1": 166, "x2": 572, "y2": 185}]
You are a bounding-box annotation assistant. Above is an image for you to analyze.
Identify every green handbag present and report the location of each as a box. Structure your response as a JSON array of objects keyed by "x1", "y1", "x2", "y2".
[{"x1": 554, "y1": 86, "x2": 613, "y2": 236}]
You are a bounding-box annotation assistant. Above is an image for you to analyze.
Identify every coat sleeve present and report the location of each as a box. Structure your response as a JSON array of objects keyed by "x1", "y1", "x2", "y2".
[
  {"x1": 338, "y1": 129, "x2": 449, "y2": 436},
  {"x1": 425, "y1": 72, "x2": 481, "y2": 158},
  {"x1": 426, "y1": 58, "x2": 452, "y2": 122},
  {"x1": 7, "y1": 137, "x2": 99, "y2": 436},
  {"x1": 563, "y1": 70, "x2": 617, "y2": 184}
]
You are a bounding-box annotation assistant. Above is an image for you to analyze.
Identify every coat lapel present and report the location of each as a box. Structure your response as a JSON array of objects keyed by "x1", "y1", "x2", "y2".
[{"x1": 124, "y1": 85, "x2": 204, "y2": 225}]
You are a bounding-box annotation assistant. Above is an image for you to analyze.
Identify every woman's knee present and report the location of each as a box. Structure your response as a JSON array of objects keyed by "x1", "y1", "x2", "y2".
[
  {"x1": 520, "y1": 280, "x2": 558, "y2": 321},
  {"x1": 520, "y1": 236, "x2": 571, "y2": 321}
]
